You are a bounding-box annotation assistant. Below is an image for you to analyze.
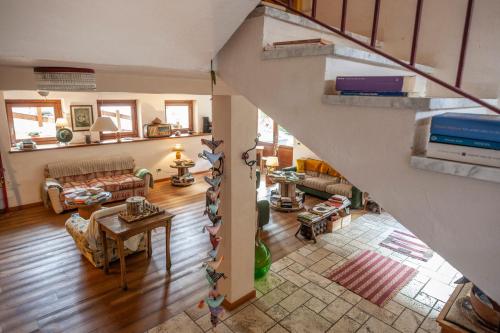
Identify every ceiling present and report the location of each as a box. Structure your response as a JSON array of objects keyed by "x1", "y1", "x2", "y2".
[{"x1": 0, "y1": 0, "x2": 259, "y2": 73}]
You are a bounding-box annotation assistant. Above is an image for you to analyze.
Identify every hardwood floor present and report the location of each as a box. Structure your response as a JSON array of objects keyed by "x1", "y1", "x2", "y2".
[{"x1": 0, "y1": 174, "x2": 362, "y2": 333}]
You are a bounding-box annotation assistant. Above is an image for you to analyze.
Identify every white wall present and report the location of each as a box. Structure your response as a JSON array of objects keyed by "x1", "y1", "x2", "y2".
[
  {"x1": 0, "y1": 91, "x2": 212, "y2": 206},
  {"x1": 293, "y1": 139, "x2": 319, "y2": 164}
]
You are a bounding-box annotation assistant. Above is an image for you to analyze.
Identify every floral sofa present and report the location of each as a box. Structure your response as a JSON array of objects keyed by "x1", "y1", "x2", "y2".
[
  {"x1": 43, "y1": 155, "x2": 152, "y2": 214},
  {"x1": 65, "y1": 204, "x2": 146, "y2": 267},
  {"x1": 283, "y1": 158, "x2": 362, "y2": 208}
]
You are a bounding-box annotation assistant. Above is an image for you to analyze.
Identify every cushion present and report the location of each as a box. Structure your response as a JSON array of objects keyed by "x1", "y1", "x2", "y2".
[
  {"x1": 303, "y1": 177, "x2": 338, "y2": 192},
  {"x1": 305, "y1": 159, "x2": 322, "y2": 173},
  {"x1": 113, "y1": 174, "x2": 145, "y2": 190},
  {"x1": 305, "y1": 170, "x2": 319, "y2": 177},
  {"x1": 296, "y1": 159, "x2": 306, "y2": 173},
  {"x1": 328, "y1": 166, "x2": 341, "y2": 177},
  {"x1": 325, "y1": 183, "x2": 353, "y2": 198},
  {"x1": 319, "y1": 173, "x2": 339, "y2": 183},
  {"x1": 319, "y1": 162, "x2": 330, "y2": 174}
]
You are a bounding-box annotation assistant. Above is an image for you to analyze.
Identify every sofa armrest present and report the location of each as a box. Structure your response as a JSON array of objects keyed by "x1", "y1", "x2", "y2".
[
  {"x1": 43, "y1": 178, "x2": 64, "y2": 214},
  {"x1": 282, "y1": 166, "x2": 297, "y2": 172},
  {"x1": 350, "y1": 186, "x2": 363, "y2": 209}
]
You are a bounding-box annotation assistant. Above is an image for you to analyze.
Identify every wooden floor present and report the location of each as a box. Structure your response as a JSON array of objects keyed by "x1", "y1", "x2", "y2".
[{"x1": 0, "y1": 174, "x2": 362, "y2": 333}]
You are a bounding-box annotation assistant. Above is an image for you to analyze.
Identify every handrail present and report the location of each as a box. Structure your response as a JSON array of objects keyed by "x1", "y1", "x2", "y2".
[{"x1": 269, "y1": 0, "x2": 500, "y2": 115}]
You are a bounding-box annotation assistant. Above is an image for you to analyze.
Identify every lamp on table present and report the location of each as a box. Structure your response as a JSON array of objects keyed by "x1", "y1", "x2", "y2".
[
  {"x1": 266, "y1": 156, "x2": 279, "y2": 174},
  {"x1": 90, "y1": 117, "x2": 118, "y2": 143},
  {"x1": 172, "y1": 143, "x2": 184, "y2": 160}
]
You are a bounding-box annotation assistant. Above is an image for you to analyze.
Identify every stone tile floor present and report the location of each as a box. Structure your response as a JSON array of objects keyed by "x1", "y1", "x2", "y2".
[{"x1": 149, "y1": 213, "x2": 459, "y2": 333}]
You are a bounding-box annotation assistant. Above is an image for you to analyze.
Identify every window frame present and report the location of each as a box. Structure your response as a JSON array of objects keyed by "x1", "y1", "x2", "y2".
[
  {"x1": 164, "y1": 100, "x2": 194, "y2": 132},
  {"x1": 258, "y1": 110, "x2": 293, "y2": 149},
  {"x1": 5, "y1": 99, "x2": 63, "y2": 146},
  {"x1": 96, "y1": 99, "x2": 139, "y2": 139}
]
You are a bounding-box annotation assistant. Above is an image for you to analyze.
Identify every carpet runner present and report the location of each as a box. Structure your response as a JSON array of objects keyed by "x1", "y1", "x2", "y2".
[
  {"x1": 379, "y1": 230, "x2": 433, "y2": 262},
  {"x1": 328, "y1": 250, "x2": 417, "y2": 306}
]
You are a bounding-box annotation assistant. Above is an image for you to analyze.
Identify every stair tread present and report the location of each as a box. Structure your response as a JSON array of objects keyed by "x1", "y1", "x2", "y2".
[
  {"x1": 263, "y1": 43, "x2": 434, "y2": 74},
  {"x1": 322, "y1": 94, "x2": 497, "y2": 111},
  {"x1": 251, "y1": 5, "x2": 383, "y2": 48},
  {"x1": 410, "y1": 155, "x2": 500, "y2": 184}
]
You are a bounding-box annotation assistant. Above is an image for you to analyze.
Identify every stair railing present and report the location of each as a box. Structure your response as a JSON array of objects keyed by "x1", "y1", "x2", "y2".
[{"x1": 270, "y1": 0, "x2": 500, "y2": 115}]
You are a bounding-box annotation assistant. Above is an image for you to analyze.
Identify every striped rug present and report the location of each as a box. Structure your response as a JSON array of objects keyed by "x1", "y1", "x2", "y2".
[
  {"x1": 328, "y1": 250, "x2": 417, "y2": 306},
  {"x1": 379, "y1": 230, "x2": 433, "y2": 262}
]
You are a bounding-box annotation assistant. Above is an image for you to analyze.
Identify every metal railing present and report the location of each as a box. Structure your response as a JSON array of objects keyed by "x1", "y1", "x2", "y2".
[{"x1": 271, "y1": 0, "x2": 500, "y2": 114}]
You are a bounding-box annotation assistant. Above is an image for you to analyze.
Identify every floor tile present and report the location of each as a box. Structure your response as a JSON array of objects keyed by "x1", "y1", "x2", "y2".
[
  {"x1": 185, "y1": 302, "x2": 210, "y2": 321},
  {"x1": 393, "y1": 293, "x2": 431, "y2": 316},
  {"x1": 303, "y1": 282, "x2": 337, "y2": 304},
  {"x1": 255, "y1": 271, "x2": 286, "y2": 294},
  {"x1": 420, "y1": 309, "x2": 441, "y2": 333},
  {"x1": 278, "y1": 268, "x2": 309, "y2": 287},
  {"x1": 319, "y1": 297, "x2": 353, "y2": 323},
  {"x1": 288, "y1": 262, "x2": 306, "y2": 274},
  {"x1": 279, "y1": 288, "x2": 312, "y2": 312},
  {"x1": 150, "y1": 312, "x2": 202, "y2": 333},
  {"x1": 281, "y1": 306, "x2": 332, "y2": 333},
  {"x1": 297, "y1": 247, "x2": 313, "y2": 257},
  {"x1": 309, "y1": 258, "x2": 335, "y2": 274},
  {"x1": 421, "y1": 279, "x2": 454, "y2": 302},
  {"x1": 357, "y1": 317, "x2": 400, "y2": 333},
  {"x1": 205, "y1": 322, "x2": 233, "y2": 333},
  {"x1": 278, "y1": 281, "x2": 299, "y2": 295},
  {"x1": 270, "y1": 257, "x2": 295, "y2": 273},
  {"x1": 304, "y1": 297, "x2": 327, "y2": 313},
  {"x1": 224, "y1": 304, "x2": 275, "y2": 333},
  {"x1": 400, "y1": 279, "x2": 425, "y2": 298},
  {"x1": 383, "y1": 300, "x2": 405, "y2": 316},
  {"x1": 266, "y1": 324, "x2": 288, "y2": 333},
  {"x1": 287, "y1": 252, "x2": 315, "y2": 267},
  {"x1": 356, "y1": 299, "x2": 398, "y2": 325},
  {"x1": 346, "y1": 306, "x2": 370, "y2": 324},
  {"x1": 325, "y1": 282, "x2": 347, "y2": 296},
  {"x1": 308, "y1": 248, "x2": 332, "y2": 262},
  {"x1": 415, "y1": 291, "x2": 437, "y2": 308},
  {"x1": 392, "y1": 308, "x2": 424, "y2": 333},
  {"x1": 300, "y1": 269, "x2": 332, "y2": 288},
  {"x1": 254, "y1": 288, "x2": 288, "y2": 311},
  {"x1": 266, "y1": 304, "x2": 289, "y2": 322},
  {"x1": 339, "y1": 289, "x2": 362, "y2": 305},
  {"x1": 326, "y1": 316, "x2": 360, "y2": 333}
]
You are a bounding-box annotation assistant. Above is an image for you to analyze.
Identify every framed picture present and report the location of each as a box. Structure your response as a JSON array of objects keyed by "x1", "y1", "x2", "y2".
[{"x1": 70, "y1": 105, "x2": 94, "y2": 131}]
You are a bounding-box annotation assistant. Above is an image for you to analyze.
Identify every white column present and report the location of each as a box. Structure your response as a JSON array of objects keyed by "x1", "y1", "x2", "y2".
[{"x1": 212, "y1": 95, "x2": 257, "y2": 306}]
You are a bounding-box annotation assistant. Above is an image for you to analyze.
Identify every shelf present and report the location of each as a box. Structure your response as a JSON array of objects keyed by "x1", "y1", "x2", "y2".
[{"x1": 410, "y1": 155, "x2": 500, "y2": 184}]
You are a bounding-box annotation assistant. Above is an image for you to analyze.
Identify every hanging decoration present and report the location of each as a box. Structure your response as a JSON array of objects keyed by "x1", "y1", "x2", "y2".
[{"x1": 197, "y1": 61, "x2": 228, "y2": 329}]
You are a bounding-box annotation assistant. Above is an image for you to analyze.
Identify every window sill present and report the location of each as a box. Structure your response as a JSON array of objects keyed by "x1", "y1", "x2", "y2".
[{"x1": 9, "y1": 132, "x2": 211, "y2": 154}]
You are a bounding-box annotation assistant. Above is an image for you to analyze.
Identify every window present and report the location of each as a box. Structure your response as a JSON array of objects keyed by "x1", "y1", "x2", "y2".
[
  {"x1": 258, "y1": 110, "x2": 274, "y2": 143},
  {"x1": 97, "y1": 100, "x2": 138, "y2": 139},
  {"x1": 165, "y1": 100, "x2": 193, "y2": 132},
  {"x1": 5, "y1": 99, "x2": 63, "y2": 146},
  {"x1": 258, "y1": 109, "x2": 294, "y2": 147}
]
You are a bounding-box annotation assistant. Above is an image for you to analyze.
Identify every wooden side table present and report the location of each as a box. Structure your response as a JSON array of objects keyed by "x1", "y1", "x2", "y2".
[
  {"x1": 170, "y1": 163, "x2": 195, "y2": 186},
  {"x1": 97, "y1": 211, "x2": 174, "y2": 290}
]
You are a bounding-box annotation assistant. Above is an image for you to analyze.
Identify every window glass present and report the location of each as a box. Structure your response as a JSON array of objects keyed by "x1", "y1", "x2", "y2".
[
  {"x1": 165, "y1": 104, "x2": 190, "y2": 129},
  {"x1": 278, "y1": 125, "x2": 294, "y2": 147},
  {"x1": 258, "y1": 109, "x2": 274, "y2": 143},
  {"x1": 100, "y1": 105, "x2": 133, "y2": 133},
  {"x1": 11, "y1": 106, "x2": 56, "y2": 139}
]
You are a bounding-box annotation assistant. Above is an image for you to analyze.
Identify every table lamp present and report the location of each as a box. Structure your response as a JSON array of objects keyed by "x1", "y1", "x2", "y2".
[
  {"x1": 266, "y1": 156, "x2": 279, "y2": 173},
  {"x1": 55, "y1": 117, "x2": 69, "y2": 129},
  {"x1": 90, "y1": 117, "x2": 118, "y2": 143},
  {"x1": 172, "y1": 143, "x2": 184, "y2": 160}
]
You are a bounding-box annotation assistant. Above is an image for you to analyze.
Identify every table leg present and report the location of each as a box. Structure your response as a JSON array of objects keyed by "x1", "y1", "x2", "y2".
[
  {"x1": 310, "y1": 225, "x2": 317, "y2": 244},
  {"x1": 295, "y1": 224, "x2": 302, "y2": 238},
  {"x1": 165, "y1": 223, "x2": 171, "y2": 272},
  {"x1": 147, "y1": 230, "x2": 152, "y2": 258},
  {"x1": 117, "y1": 239, "x2": 127, "y2": 290},
  {"x1": 100, "y1": 226, "x2": 109, "y2": 274}
]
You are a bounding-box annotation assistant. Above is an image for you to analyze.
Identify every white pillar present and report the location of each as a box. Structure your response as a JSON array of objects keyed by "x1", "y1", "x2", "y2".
[{"x1": 212, "y1": 95, "x2": 257, "y2": 307}]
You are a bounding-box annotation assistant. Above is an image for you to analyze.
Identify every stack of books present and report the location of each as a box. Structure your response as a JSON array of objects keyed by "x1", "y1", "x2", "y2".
[
  {"x1": 279, "y1": 197, "x2": 293, "y2": 209},
  {"x1": 297, "y1": 211, "x2": 322, "y2": 224},
  {"x1": 335, "y1": 76, "x2": 422, "y2": 97},
  {"x1": 326, "y1": 195, "x2": 351, "y2": 208},
  {"x1": 427, "y1": 113, "x2": 500, "y2": 168}
]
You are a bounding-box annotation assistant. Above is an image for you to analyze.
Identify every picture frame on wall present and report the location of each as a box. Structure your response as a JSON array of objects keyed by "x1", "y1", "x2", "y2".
[{"x1": 70, "y1": 105, "x2": 94, "y2": 131}]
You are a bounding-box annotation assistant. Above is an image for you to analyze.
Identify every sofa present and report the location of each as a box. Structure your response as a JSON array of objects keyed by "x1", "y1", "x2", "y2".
[
  {"x1": 43, "y1": 155, "x2": 152, "y2": 214},
  {"x1": 65, "y1": 204, "x2": 146, "y2": 267},
  {"x1": 283, "y1": 159, "x2": 362, "y2": 208}
]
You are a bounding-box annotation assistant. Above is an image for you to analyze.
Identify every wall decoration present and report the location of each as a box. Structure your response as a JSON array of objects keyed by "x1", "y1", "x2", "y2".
[
  {"x1": 198, "y1": 137, "x2": 227, "y2": 328},
  {"x1": 241, "y1": 137, "x2": 259, "y2": 179},
  {"x1": 70, "y1": 105, "x2": 94, "y2": 131}
]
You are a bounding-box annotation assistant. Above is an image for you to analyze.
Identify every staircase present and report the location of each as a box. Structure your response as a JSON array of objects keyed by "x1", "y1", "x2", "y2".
[{"x1": 216, "y1": 5, "x2": 500, "y2": 302}]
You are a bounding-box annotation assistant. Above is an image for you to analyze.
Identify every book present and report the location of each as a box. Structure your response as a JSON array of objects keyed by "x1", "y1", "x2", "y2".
[
  {"x1": 430, "y1": 112, "x2": 500, "y2": 143},
  {"x1": 340, "y1": 91, "x2": 419, "y2": 97},
  {"x1": 426, "y1": 142, "x2": 500, "y2": 168},
  {"x1": 335, "y1": 76, "x2": 419, "y2": 93},
  {"x1": 272, "y1": 38, "x2": 332, "y2": 47},
  {"x1": 429, "y1": 134, "x2": 500, "y2": 151}
]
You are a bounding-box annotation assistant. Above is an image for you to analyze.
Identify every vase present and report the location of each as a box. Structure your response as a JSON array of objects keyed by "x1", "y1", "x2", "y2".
[{"x1": 254, "y1": 230, "x2": 271, "y2": 279}]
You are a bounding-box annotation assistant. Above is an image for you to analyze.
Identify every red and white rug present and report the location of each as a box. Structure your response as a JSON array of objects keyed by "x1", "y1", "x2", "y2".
[
  {"x1": 379, "y1": 230, "x2": 433, "y2": 262},
  {"x1": 328, "y1": 250, "x2": 417, "y2": 306}
]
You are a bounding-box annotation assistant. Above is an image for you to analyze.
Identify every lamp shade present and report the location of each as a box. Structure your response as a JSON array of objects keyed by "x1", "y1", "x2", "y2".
[
  {"x1": 90, "y1": 117, "x2": 118, "y2": 132},
  {"x1": 55, "y1": 117, "x2": 69, "y2": 128},
  {"x1": 266, "y1": 156, "x2": 279, "y2": 167},
  {"x1": 172, "y1": 143, "x2": 184, "y2": 152}
]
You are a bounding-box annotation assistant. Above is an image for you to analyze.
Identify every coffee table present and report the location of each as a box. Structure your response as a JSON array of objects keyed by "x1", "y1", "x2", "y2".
[
  {"x1": 97, "y1": 210, "x2": 174, "y2": 290},
  {"x1": 269, "y1": 173, "x2": 304, "y2": 212},
  {"x1": 65, "y1": 191, "x2": 112, "y2": 219}
]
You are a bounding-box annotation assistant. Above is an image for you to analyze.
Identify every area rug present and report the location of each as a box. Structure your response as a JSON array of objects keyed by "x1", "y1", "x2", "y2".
[
  {"x1": 379, "y1": 230, "x2": 433, "y2": 262},
  {"x1": 328, "y1": 250, "x2": 417, "y2": 306}
]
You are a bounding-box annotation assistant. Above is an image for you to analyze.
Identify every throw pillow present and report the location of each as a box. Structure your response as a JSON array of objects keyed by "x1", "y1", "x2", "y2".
[
  {"x1": 296, "y1": 159, "x2": 306, "y2": 173},
  {"x1": 328, "y1": 166, "x2": 341, "y2": 177},
  {"x1": 319, "y1": 162, "x2": 330, "y2": 174},
  {"x1": 305, "y1": 159, "x2": 322, "y2": 172}
]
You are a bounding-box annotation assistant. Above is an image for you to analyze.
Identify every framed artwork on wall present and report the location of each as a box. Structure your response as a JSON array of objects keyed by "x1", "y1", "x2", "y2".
[{"x1": 70, "y1": 105, "x2": 94, "y2": 131}]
